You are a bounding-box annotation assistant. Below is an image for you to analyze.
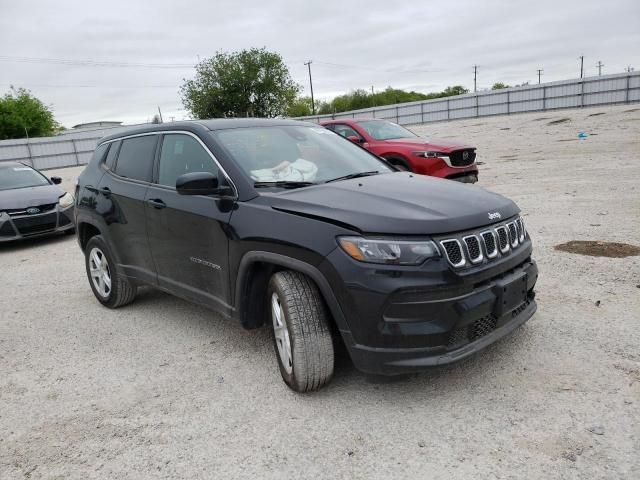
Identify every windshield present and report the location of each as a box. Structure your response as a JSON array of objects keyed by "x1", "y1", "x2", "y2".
[
  {"x1": 0, "y1": 165, "x2": 50, "y2": 191},
  {"x1": 212, "y1": 126, "x2": 392, "y2": 185},
  {"x1": 358, "y1": 120, "x2": 418, "y2": 140}
]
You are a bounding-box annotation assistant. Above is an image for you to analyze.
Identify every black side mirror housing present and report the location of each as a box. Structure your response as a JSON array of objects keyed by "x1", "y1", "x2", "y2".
[
  {"x1": 176, "y1": 172, "x2": 233, "y2": 197},
  {"x1": 51, "y1": 176, "x2": 62, "y2": 185}
]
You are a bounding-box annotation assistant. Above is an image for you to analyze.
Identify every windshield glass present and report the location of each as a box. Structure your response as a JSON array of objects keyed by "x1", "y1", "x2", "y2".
[
  {"x1": 212, "y1": 126, "x2": 392, "y2": 185},
  {"x1": 0, "y1": 165, "x2": 50, "y2": 191},
  {"x1": 358, "y1": 120, "x2": 418, "y2": 140}
]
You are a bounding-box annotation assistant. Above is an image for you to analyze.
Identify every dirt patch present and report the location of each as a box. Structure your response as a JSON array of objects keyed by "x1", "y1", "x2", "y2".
[
  {"x1": 499, "y1": 155, "x2": 518, "y2": 160},
  {"x1": 588, "y1": 112, "x2": 606, "y2": 117},
  {"x1": 547, "y1": 118, "x2": 571, "y2": 126},
  {"x1": 554, "y1": 241, "x2": 640, "y2": 258},
  {"x1": 624, "y1": 108, "x2": 640, "y2": 113},
  {"x1": 558, "y1": 139, "x2": 578, "y2": 142}
]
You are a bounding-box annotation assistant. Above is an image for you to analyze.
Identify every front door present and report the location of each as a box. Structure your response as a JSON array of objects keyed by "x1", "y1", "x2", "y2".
[{"x1": 144, "y1": 133, "x2": 233, "y2": 313}]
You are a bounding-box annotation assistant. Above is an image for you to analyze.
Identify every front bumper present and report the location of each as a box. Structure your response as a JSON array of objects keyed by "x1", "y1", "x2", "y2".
[
  {"x1": 0, "y1": 205, "x2": 75, "y2": 242},
  {"x1": 322, "y1": 237, "x2": 538, "y2": 375}
]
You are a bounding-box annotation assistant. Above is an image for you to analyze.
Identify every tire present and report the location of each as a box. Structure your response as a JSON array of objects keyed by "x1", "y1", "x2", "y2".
[
  {"x1": 84, "y1": 235, "x2": 137, "y2": 308},
  {"x1": 268, "y1": 271, "x2": 334, "y2": 392}
]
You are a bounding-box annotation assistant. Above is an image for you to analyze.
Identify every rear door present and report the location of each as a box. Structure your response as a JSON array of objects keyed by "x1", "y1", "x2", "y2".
[
  {"x1": 97, "y1": 134, "x2": 158, "y2": 285},
  {"x1": 144, "y1": 132, "x2": 233, "y2": 313}
]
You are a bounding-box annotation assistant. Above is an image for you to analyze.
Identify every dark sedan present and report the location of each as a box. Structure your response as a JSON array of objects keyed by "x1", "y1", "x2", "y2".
[{"x1": 0, "y1": 162, "x2": 75, "y2": 242}]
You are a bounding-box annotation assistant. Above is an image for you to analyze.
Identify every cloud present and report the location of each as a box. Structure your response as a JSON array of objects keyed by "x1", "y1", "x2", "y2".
[{"x1": 0, "y1": 0, "x2": 638, "y2": 127}]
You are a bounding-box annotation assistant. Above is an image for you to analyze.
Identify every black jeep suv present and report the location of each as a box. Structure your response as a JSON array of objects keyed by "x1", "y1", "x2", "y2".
[{"x1": 75, "y1": 119, "x2": 537, "y2": 392}]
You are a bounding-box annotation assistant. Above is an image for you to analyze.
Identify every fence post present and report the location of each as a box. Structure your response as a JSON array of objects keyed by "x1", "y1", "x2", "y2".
[
  {"x1": 625, "y1": 74, "x2": 631, "y2": 104},
  {"x1": 420, "y1": 102, "x2": 424, "y2": 123},
  {"x1": 447, "y1": 99, "x2": 450, "y2": 120},
  {"x1": 475, "y1": 93, "x2": 479, "y2": 117},
  {"x1": 71, "y1": 139, "x2": 80, "y2": 165},
  {"x1": 507, "y1": 90, "x2": 510, "y2": 115},
  {"x1": 542, "y1": 85, "x2": 546, "y2": 110},
  {"x1": 395, "y1": 106, "x2": 399, "y2": 123},
  {"x1": 580, "y1": 80, "x2": 584, "y2": 108}
]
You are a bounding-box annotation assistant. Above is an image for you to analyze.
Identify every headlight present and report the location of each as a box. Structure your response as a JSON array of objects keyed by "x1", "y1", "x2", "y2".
[
  {"x1": 58, "y1": 192, "x2": 74, "y2": 208},
  {"x1": 412, "y1": 151, "x2": 447, "y2": 158},
  {"x1": 338, "y1": 236, "x2": 440, "y2": 265}
]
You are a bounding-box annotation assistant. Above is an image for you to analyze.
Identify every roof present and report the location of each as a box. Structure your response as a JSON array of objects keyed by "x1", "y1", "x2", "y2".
[
  {"x1": 0, "y1": 161, "x2": 26, "y2": 169},
  {"x1": 320, "y1": 118, "x2": 377, "y2": 125},
  {"x1": 98, "y1": 118, "x2": 315, "y2": 143}
]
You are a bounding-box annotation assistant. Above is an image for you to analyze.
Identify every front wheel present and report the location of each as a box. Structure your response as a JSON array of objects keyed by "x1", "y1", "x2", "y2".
[{"x1": 268, "y1": 271, "x2": 334, "y2": 392}]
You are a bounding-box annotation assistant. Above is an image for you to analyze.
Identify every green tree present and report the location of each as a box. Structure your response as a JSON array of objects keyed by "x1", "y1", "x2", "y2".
[
  {"x1": 441, "y1": 85, "x2": 469, "y2": 96},
  {"x1": 180, "y1": 48, "x2": 300, "y2": 119},
  {"x1": 0, "y1": 87, "x2": 59, "y2": 140},
  {"x1": 286, "y1": 96, "x2": 314, "y2": 117},
  {"x1": 491, "y1": 82, "x2": 510, "y2": 90}
]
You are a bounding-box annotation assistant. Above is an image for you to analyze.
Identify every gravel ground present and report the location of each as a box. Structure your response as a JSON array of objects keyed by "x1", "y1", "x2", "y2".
[{"x1": 1, "y1": 104, "x2": 639, "y2": 479}]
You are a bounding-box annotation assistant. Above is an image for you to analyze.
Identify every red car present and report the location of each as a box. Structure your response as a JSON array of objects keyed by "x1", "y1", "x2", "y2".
[{"x1": 321, "y1": 119, "x2": 478, "y2": 183}]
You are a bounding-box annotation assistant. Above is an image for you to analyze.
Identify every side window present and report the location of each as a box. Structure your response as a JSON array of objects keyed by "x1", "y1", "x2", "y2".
[
  {"x1": 114, "y1": 136, "x2": 157, "y2": 182},
  {"x1": 158, "y1": 134, "x2": 218, "y2": 188},
  {"x1": 333, "y1": 124, "x2": 361, "y2": 139},
  {"x1": 92, "y1": 143, "x2": 110, "y2": 165},
  {"x1": 104, "y1": 141, "x2": 120, "y2": 170},
  {"x1": 323, "y1": 124, "x2": 336, "y2": 132}
]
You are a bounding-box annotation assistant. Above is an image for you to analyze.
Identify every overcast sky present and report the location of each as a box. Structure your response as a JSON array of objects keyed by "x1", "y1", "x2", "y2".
[{"x1": 1, "y1": 0, "x2": 638, "y2": 127}]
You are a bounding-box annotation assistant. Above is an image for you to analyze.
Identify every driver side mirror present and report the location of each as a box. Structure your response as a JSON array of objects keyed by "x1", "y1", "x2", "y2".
[
  {"x1": 346, "y1": 135, "x2": 362, "y2": 144},
  {"x1": 50, "y1": 176, "x2": 62, "y2": 185},
  {"x1": 176, "y1": 172, "x2": 233, "y2": 197}
]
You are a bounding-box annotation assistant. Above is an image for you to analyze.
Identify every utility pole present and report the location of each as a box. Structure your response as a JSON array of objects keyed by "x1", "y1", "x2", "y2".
[
  {"x1": 596, "y1": 61, "x2": 604, "y2": 76},
  {"x1": 157, "y1": 106, "x2": 163, "y2": 123},
  {"x1": 371, "y1": 85, "x2": 375, "y2": 107},
  {"x1": 304, "y1": 60, "x2": 315, "y2": 115},
  {"x1": 625, "y1": 65, "x2": 634, "y2": 73},
  {"x1": 579, "y1": 56, "x2": 584, "y2": 78},
  {"x1": 472, "y1": 65, "x2": 478, "y2": 92},
  {"x1": 537, "y1": 69, "x2": 543, "y2": 84}
]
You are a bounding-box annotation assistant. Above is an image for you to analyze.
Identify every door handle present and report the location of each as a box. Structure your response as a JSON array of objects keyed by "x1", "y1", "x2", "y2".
[
  {"x1": 147, "y1": 198, "x2": 166, "y2": 209},
  {"x1": 98, "y1": 187, "x2": 111, "y2": 197}
]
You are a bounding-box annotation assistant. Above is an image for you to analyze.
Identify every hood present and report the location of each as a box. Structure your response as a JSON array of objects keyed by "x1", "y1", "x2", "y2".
[
  {"x1": 267, "y1": 173, "x2": 518, "y2": 235},
  {"x1": 384, "y1": 136, "x2": 474, "y2": 153},
  {"x1": 0, "y1": 184, "x2": 64, "y2": 210}
]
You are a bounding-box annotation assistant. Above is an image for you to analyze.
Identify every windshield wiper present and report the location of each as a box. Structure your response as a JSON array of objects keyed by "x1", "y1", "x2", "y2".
[
  {"x1": 253, "y1": 181, "x2": 316, "y2": 189},
  {"x1": 324, "y1": 171, "x2": 380, "y2": 183}
]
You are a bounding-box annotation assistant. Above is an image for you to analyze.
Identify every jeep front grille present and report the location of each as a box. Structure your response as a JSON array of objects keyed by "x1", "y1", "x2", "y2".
[
  {"x1": 439, "y1": 216, "x2": 528, "y2": 268},
  {"x1": 496, "y1": 226, "x2": 509, "y2": 253},
  {"x1": 440, "y1": 239, "x2": 465, "y2": 267},
  {"x1": 507, "y1": 222, "x2": 518, "y2": 247},
  {"x1": 463, "y1": 235, "x2": 483, "y2": 264},
  {"x1": 481, "y1": 230, "x2": 498, "y2": 258}
]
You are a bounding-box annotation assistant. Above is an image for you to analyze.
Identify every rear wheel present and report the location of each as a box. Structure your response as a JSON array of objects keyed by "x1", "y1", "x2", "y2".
[
  {"x1": 84, "y1": 235, "x2": 137, "y2": 308},
  {"x1": 268, "y1": 271, "x2": 334, "y2": 392}
]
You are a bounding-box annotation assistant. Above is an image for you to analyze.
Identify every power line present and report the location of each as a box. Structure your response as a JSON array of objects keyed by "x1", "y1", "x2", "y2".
[
  {"x1": 0, "y1": 55, "x2": 194, "y2": 69},
  {"x1": 312, "y1": 60, "x2": 438, "y2": 74},
  {"x1": 0, "y1": 83, "x2": 178, "y2": 89}
]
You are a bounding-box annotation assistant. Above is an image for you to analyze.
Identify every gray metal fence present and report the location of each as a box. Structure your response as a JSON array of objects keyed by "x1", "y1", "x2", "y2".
[
  {"x1": 1, "y1": 72, "x2": 638, "y2": 171},
  {"x1": 298, "y1": 72, "x2": 640, "y2": 125},
  {"x1": 0, "y1": 123, "x2": 141, "y2": 171}
]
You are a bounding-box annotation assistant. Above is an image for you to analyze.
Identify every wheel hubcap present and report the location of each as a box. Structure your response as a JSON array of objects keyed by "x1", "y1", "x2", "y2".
[
  {"x1": 89, "y1": 247, "x2": 112, "y2": 298},
  {"x1": 271, "y1": 292, "x2": 293, "y2": 374}
]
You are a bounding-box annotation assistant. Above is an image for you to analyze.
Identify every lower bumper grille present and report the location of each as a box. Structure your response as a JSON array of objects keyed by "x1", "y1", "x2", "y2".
[{"x1": 12, "y1": 213, "x2": 58, "y2": 236}]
